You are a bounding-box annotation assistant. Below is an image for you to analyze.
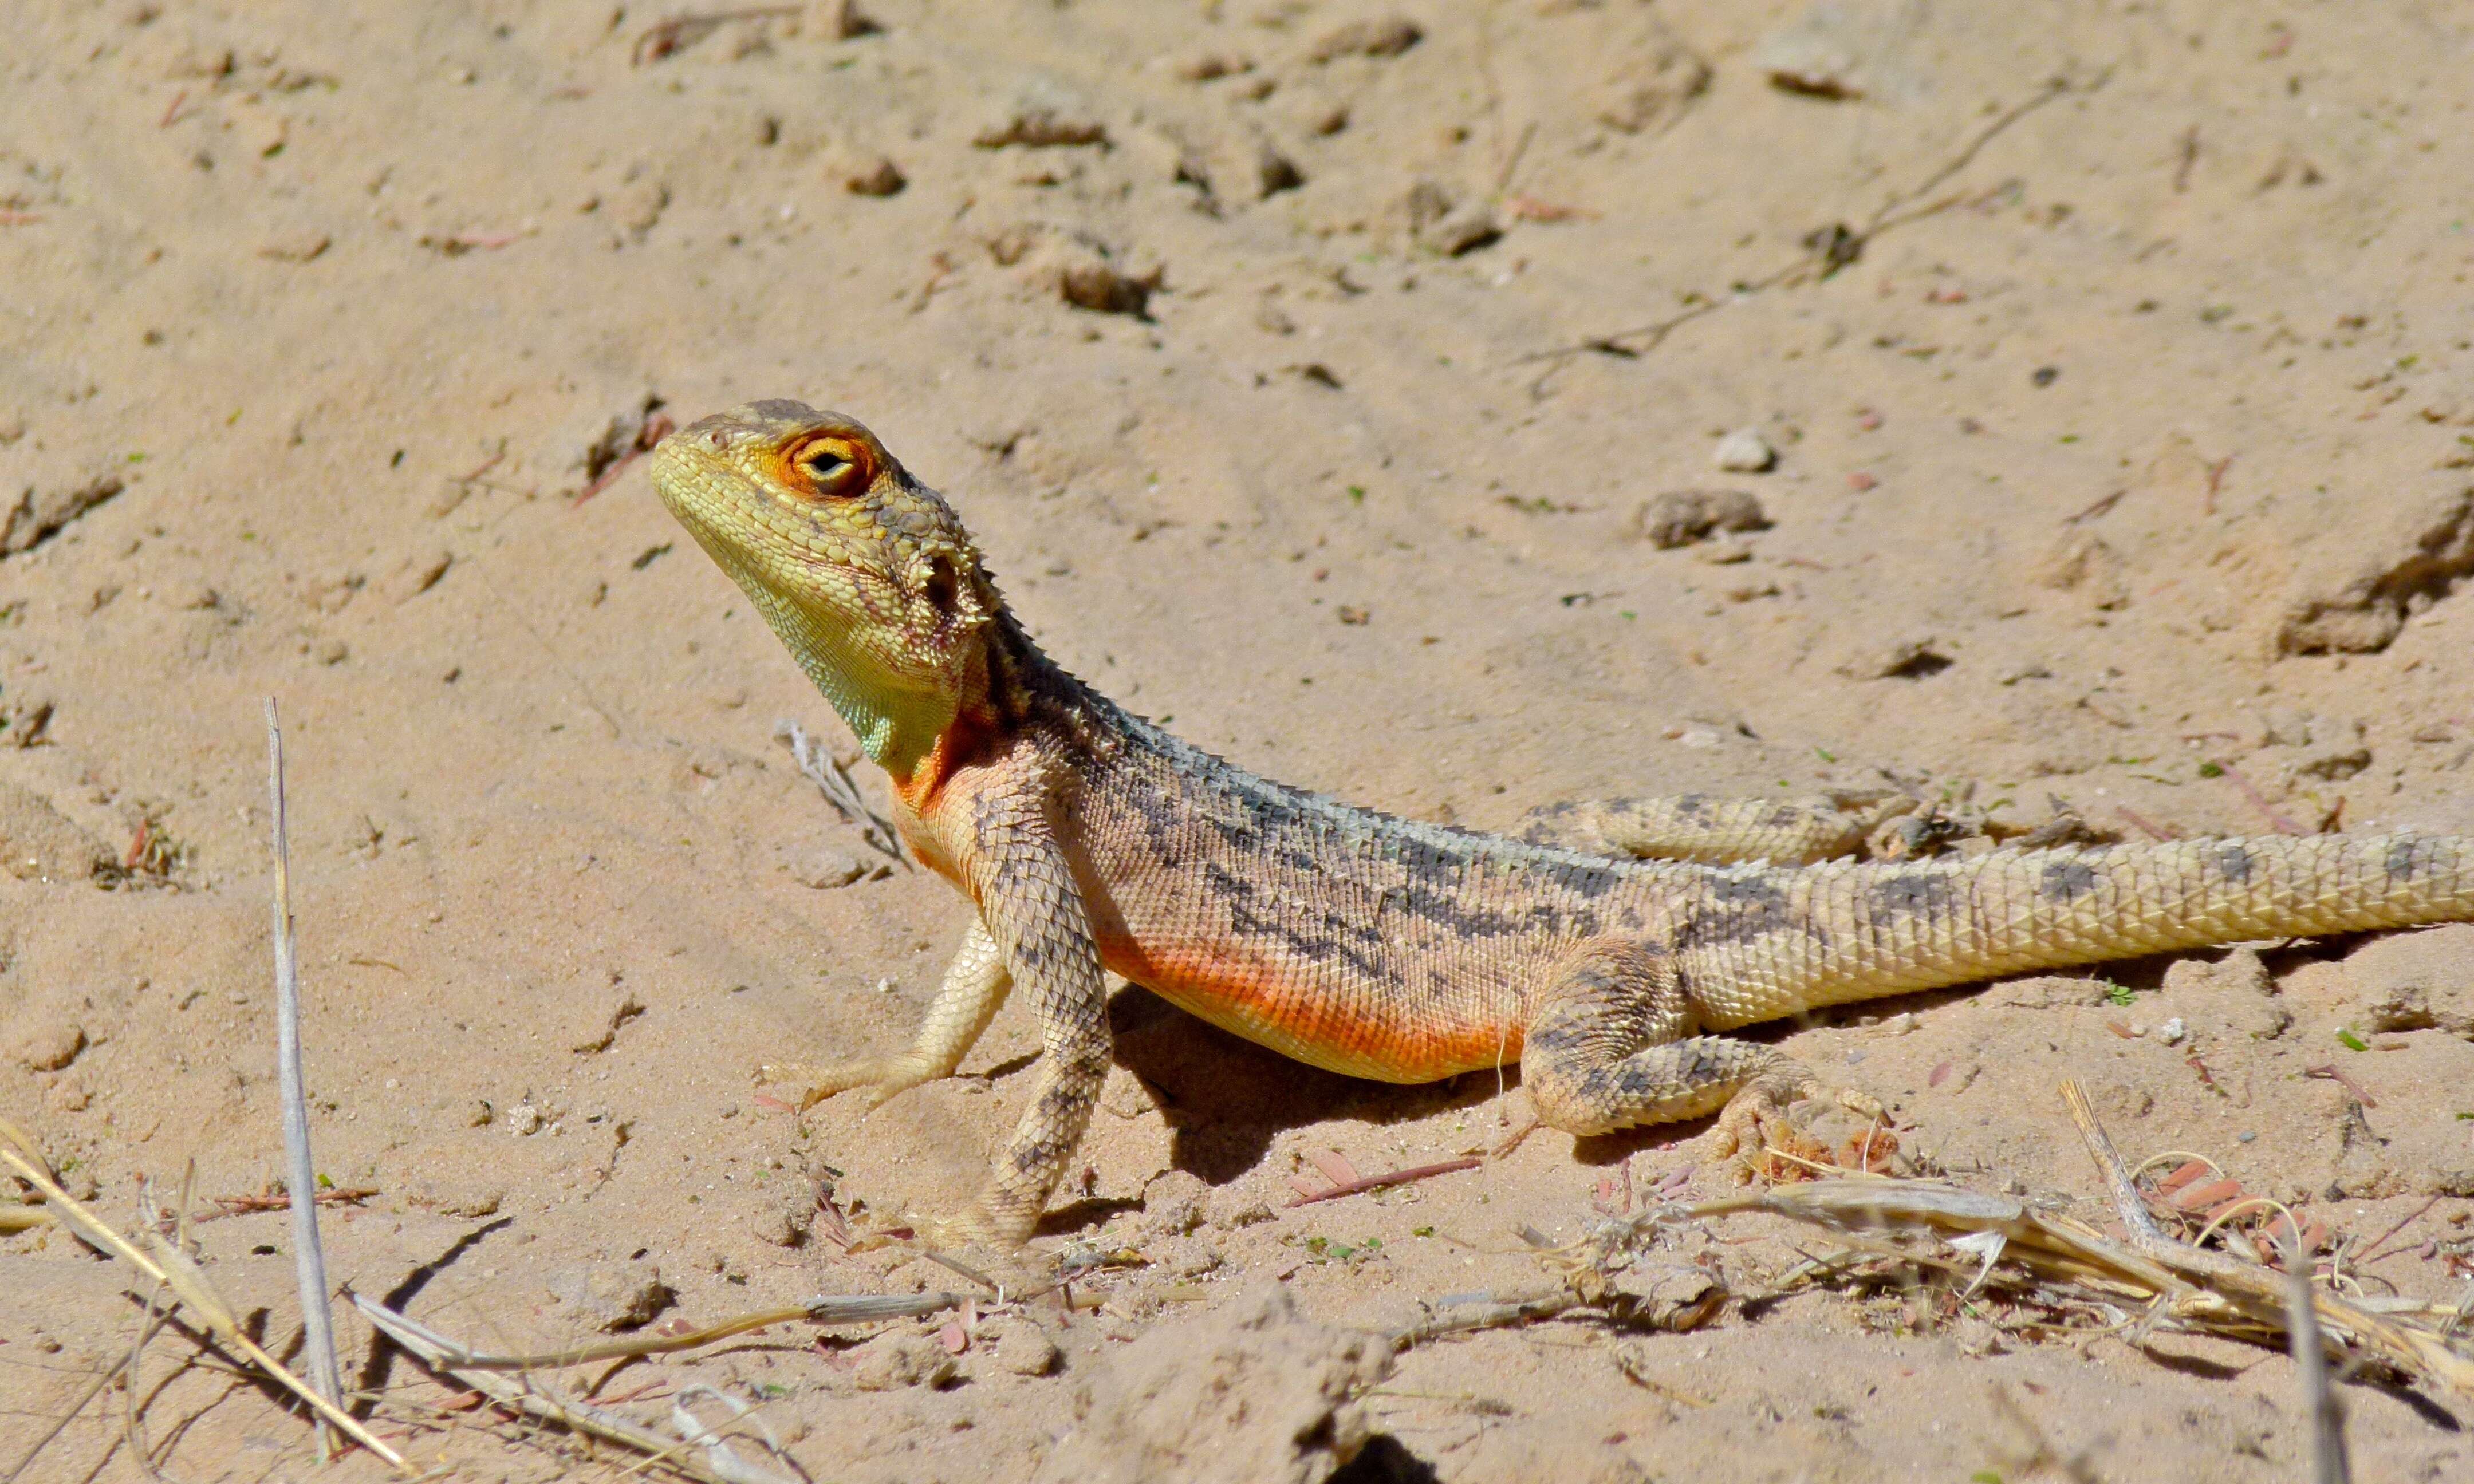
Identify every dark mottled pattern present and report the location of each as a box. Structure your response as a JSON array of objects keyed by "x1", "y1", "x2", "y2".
[
  {"x1": 1070, "y1": 690, "x2": 1663, "y2": 1077},
  {"x1": 1676, "y1": 873, "x2": 1802, "y2": 951},
  {"x1": 1874, "y1": 871, "x2": 1956, "y2": 918},
  {"x1": 2039, "y1": 858, "x2": 2099, "y2": 903}
]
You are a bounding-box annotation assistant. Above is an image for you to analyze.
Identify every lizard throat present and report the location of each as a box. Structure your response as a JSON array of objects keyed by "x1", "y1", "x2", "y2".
[{"x1": 732, "y1": 566, "x2": 963, "y2": 779}]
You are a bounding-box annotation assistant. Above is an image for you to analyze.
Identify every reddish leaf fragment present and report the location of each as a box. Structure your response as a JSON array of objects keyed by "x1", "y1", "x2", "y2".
[
  {"x1": 1309, "y1": 1149, "x2": 1361, "y2": 1187},
  {"x1": 2170, "y1": 1178, "x2": 2244, "y2": 1212},
  {"x1": 2156, "y1": 1159, "x2": 2215, "y2": 1193}
]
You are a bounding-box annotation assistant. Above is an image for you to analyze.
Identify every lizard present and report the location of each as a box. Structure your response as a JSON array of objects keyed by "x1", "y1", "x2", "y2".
[{"x1": 648, "y1": 399, "x2": 2474, "y2": 1246}]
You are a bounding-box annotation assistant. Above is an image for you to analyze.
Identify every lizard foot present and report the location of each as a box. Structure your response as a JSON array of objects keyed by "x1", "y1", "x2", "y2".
[
  {"x1": 1707, "y1": 1072, "x2": 1898, "y2": 1184},
  {"x1": 927, "y1": 1197, "x2": 1037, "y2": 1254},
  {"x1": 757, "y1": 1057, "x2": 934, "y2": 1114}
]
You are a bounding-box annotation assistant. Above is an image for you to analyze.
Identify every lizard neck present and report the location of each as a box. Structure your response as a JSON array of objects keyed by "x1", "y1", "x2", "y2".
[{"x1": 881, "y1": 607, "x2": 1076, "y2": 806}]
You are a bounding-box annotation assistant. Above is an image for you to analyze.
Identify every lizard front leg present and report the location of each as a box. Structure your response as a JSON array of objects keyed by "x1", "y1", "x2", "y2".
[
  {"x1": 762, "y1": 918, "x2": 1011, "y2": 1112},
  {"x1": 951, "y1": 786, "x2": 1112, "y2": 1247}
]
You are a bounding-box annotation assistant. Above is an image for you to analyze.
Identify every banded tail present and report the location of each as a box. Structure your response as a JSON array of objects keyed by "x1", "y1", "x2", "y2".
[{"x1": 1678, "y1": 832, "x2": 2473, "y2": 1029}]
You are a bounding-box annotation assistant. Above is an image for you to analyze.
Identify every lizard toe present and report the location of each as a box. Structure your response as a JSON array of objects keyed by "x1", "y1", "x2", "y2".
[
  {"x1": 759, "y1": 1057, "x2": 935, "y2": 1113},
  {"x1": 1707, "y1": 1069, "x2": 1892, "y2": 1182}
]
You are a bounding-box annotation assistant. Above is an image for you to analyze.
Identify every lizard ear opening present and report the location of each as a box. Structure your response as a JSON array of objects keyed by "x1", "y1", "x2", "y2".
[{"x1": 921, "y1": 554, "x2": 961, "y2": 617}]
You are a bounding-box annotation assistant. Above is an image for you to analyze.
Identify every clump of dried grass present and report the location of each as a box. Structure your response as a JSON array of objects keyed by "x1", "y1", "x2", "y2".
[{"x1": 1394, "y1": 1079, "x2": 2472, "y2": 1435}]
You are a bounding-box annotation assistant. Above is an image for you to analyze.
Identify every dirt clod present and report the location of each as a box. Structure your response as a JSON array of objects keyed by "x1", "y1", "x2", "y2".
[
  {"x1": 989, "y1": 1317, "x2": 1061, "y2": 1376},
  {"x1": 853, "y1": 1332, "x2": 959, "y2": 1390},
  {"x1": 9, "y1": 1017, "x2": 86, "y2": 1073},
  {"x1": 1637, "y1": 489, "x2": 1768, "y2": 548},
  {"x1": 545, "y1": 1259, "x2": 672, "y2": 1332},
  {"x1": 1035, "y1": 1285, "x2": 1390, "y2": 1484}
]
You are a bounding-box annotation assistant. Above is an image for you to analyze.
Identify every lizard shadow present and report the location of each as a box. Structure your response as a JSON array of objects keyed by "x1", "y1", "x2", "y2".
[{"x1": 1103, "y1": 985, "x2": 1506, "y2": 1188}]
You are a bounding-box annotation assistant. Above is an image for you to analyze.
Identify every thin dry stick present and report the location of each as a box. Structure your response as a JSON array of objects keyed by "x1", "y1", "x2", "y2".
[
  {"x1": 2354, "y1": 1196, "x2": 2443, "y2": 1268},
  {"x1": 2286, "y1": 1228, "x2": 2351, "y2": 1484},
  {"x1": 352, "y1": 1295, "x2": 795, "y2": 1484},
  {"x1": 0, "y1": 1138, "x2": 411, "y2": 1473},
  {"x1": 775, "y1": 719, "x2": 906, "y2": 864},
  {"x1": 357, "y1": 1290, "x2": 974, "y2": 1371},
  {"x1": 190, "y1": 1186, "x2": 379, "y2": 1223},
  {"x1": 1289, "y1": 1157, "x2": 1484, "y2": 1207},
  {"x1": 1518, "y1": 72, "x2": 2090, "y2": 385},
  {"x1": 5, "y1": 1354, "x2": 124, "y2": 1483},
  {"x1": 2060, "y1": 1079, "x2": 2173, "y2": 1250},
  {"x1": 265, "y1": 698, "x2": 345, "y2": 1445},
  {"x1": 2213, "y1": 761, "x2": 2305, "y2": 835}
]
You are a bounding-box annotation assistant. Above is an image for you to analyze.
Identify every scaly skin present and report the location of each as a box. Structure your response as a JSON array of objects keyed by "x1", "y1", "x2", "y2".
[{"x1": 649, "y1": 401, "x2": 2474, "y2": 1245}]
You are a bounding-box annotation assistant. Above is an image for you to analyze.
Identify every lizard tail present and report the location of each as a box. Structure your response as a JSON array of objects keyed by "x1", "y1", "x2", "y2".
[{"x1": 1680, "y1": 832, "x2": 2474, "y2": 1028}]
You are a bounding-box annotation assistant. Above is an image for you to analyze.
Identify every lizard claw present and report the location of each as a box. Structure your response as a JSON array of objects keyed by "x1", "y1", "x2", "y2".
[{"x1": 1707, "y1": 1069, "x2": 1897, "y2": 1183}]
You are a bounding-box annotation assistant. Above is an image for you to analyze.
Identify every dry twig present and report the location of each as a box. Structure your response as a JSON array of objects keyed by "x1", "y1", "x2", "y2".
[
  {"x1": 353, "y1": 1295, "x2": 797, "y2": 1484},
  {"x1": 1289, "y1": 1157, "x2": 1483, "y2": 1208},
  {"x1": 1519, "y1": 72, "x2": 2095, "y2": 391},
  {"x1": 775, "y1": 719, "x2": 907, "y2": 864}
]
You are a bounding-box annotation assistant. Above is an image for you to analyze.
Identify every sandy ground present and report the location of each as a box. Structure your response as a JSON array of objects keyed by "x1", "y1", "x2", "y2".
[{"x1": 7, "y1": 1, "x2": 2474, "y2": 1479}]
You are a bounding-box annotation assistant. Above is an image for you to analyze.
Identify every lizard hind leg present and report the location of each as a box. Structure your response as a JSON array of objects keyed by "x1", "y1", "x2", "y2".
[
  {"x1": 1521, "y1": 936, "x2": 1885, "y2": 1179},
  {"x1": 1568, "y1": 791, "x2": 1917, "y2": 865},
  {"x1": 760, "y1": 918, "x2": 1012, "y2": 1112}
]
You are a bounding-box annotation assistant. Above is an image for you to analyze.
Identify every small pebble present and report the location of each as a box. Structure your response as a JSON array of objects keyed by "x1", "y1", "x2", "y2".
[
  {"x1": 2157, "y1": 1017, "x2": 2187, "y2": 1045},
  {"x1": 842, "y1": 156, "x2": 906, "y2": 198},
  {"x1": 1712, "y1": 429, "x2": 1777, "y2": 473}
]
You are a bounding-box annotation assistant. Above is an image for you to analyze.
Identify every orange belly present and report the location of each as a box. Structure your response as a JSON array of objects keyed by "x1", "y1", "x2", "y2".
[{"x1": 1096, "y1": 929, "x2": 1519, "y2": 1084}]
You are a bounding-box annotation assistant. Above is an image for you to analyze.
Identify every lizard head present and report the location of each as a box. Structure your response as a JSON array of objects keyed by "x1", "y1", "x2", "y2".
[{"x1": 649, "y1": 400, "x2": 997, "y2": 771}]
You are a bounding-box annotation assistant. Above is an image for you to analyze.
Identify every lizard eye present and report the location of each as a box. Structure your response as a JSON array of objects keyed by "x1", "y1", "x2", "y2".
[
  {"x1": 801, "y1": 447, "x2": 850, "y2": 483},
  {"x1": 790, "y1": 437, "x2": 866, "y2": 497}
]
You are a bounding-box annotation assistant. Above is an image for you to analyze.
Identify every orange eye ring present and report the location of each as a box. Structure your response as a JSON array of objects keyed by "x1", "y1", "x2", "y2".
[{"x1": 786, "y1": 435, "x2": 874, "y2": 498}]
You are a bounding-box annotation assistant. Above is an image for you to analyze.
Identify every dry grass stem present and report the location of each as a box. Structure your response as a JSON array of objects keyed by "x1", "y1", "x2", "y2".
[
  {"x1": 2284, "y1": 1229, "x2": 2353, "y2": 1484},
  {"x1": 1646, "y1": 1084, "x2": 2474, "y2": 1407},
  {"x1": 0, "y1": 1131, "x2": 412, "y2": 1473},
  {"x1": 263, "y1": 697, "x2": 346, "y2": 1446}
]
